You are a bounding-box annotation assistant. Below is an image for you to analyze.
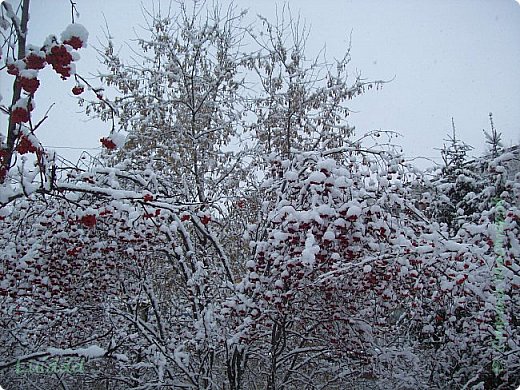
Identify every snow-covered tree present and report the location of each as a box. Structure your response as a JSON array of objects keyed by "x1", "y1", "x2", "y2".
[
  {"x1": 416, "y1": 125, "x2": 520, "y2": 389},
  {"x1": 246, "y1": 11, "x2": 381, "y2": 160},
  {"x1": 1, "y1": 1, "x2": 519, "y2": 389},
  {"x1": 89, "y1": 2, "x2": 252, "y2": 207}
]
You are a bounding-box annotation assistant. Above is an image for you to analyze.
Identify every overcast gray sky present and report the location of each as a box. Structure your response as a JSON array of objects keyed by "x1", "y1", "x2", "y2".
[{"x1": 2, "y1": 0, "x2": 520, "y2": 168}]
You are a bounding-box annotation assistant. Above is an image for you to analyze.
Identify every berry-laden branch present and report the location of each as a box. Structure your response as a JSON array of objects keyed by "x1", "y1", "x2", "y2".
[
  {"x1": 1, "y1": 0, "x2": 91, "y2": 186},
  {"x1": 73, "y1": 72, "x2": 118, "y2": 138}
]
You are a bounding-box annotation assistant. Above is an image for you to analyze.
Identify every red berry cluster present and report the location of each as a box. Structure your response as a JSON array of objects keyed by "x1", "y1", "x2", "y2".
[
  {"x1": 24, "y1": 53, "x2": 46, "y2": 70},
  {"x1": 12, "y1": 107, "x2": 30, "y2": 124},
  {"x1": 72, "y1": 85, "x2": 84, "y2": 95},
  {"x1": 11, "y1": 99, "x2": 34, "y2": 124},
  {"x1": 2, "y1": 26, "x2": 93, "y2": 182},
  {"x1": 100, "y1": 137, "x2": 116, "y2": 150},
  {"x1": 63, "y1": 36, "x2": 83, "y2": 50},
  {"x1": 19, "y1": 77, "x2": 40, "y2": 94},
  {"x1": 45, "y1": 45, "x2": 73, "y2": 80},
  {"x1": 7, "y1": 63, "x2": 19, "y2": 75},
  {"x1": 79, "y1": 214, "x2": 96, "y2": 228},
  {"x1": 5, "y1": 33, "x2": 84, "y2": 130},
  {"x1": 143, "y1": 209, "x2": 161, "y2": 219},
  {"x1": 16, "y1": 136, "x2": 37, "y2": 154},
  {"x1": 66, "y1": 245, "x2": 83, "y2": 256}
]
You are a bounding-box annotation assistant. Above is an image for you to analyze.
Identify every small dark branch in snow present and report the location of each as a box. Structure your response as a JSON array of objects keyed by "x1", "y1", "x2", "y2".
[
  {"x1": 0, "y1": 351, "x2": 50, "y2": 370},
  {"x1": 0, "y1": 347, "x2": 110, "y2": 371},
  {"x1": 1, "y1": 0, "x2": 22, "y2": 39},
  {"x1": 32, "y1": 103, "x2": 55, "y2": 132},
  {"x1": 75, "y1": 73, "x2": 118, "y2": 132},
  {"x1": 0, "y1": 327, "x2": 119, "y2": 370},
  {"x1": 1, "y1": 0, "x2": 30, "y2": 184},
  {"x1": 69, "y1": 0, "x2": 78, "y2": 23},
  {"x1": 191, "y1": 215, "x2": 235, "y2": 283}
]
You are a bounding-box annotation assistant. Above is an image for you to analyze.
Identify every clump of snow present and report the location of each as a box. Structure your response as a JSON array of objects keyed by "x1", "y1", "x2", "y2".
[
  {"x1": 285, "y1": 170, "x2": 299, "y2": 181},
  {"x1": 346, "y1": 205, "x2": 362, "y2": 217},
  {"x1": 110, "y1": 131, "x2": 127, "y2": 148},
  {"x1": 335, "y1": 177, "x2": 350, "y2": 188},
  {"x1": 48, "y1": 345, "x2": 106, "y2": 358},
  {"x1": 274, "y1": 279, "x2": 284, "y2": 288},
  {"x1": 13, "y1": 97, "x2": 34, "y2": 111},
  {"x1": 422, "y1": 324, "x2": 434, "y2": 333},
  {"x1": 308, "y1": 171, "x2": 326, "y2": 184},
  {"x1": 416, "y1": 245, "x2": 434, "y2": 254},
  {"x1": 301, "y1": 233, "x2": 319, "y2": 266},
  {"x1": 114, "y1": 353, "x2": 129, "y2": 362},
  {"x1": 60, "y1": 23, "x2": 89, "y2": 48},
  {"x1": 19, "y1": 69, "x2": 38, "y2": 79},
  {"x1": 1, "y1": 1, "x2": 19, "y2": 28},
  {"x1": 323, "y1": 230, "x2": 335, "y2": 241}
]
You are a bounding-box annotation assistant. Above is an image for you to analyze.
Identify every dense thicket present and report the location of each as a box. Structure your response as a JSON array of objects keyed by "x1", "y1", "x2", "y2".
[{"x1": 1, "y1": 2, "x2": 518, "y2": 389}]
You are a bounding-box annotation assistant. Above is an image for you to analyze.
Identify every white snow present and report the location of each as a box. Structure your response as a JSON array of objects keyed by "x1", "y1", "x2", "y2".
[
  {"x1": 308, "y1": 171, "x2": 327, "y2": 183},
  {"x1": 19, "y1": 69, "x2": 38, "y2": 79},
  {"x1": 109, "y1": 131, "x2": 127, "y2": 148},
  {"x1": 60, "y1": 23, "x2": 89, "y2": 47},
  {"x1": 47, "y1": 345, "x2": 106, "y2": 358},
  {"x1": 346, "y1": 205, "x2": 362, "y2": 217}
]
